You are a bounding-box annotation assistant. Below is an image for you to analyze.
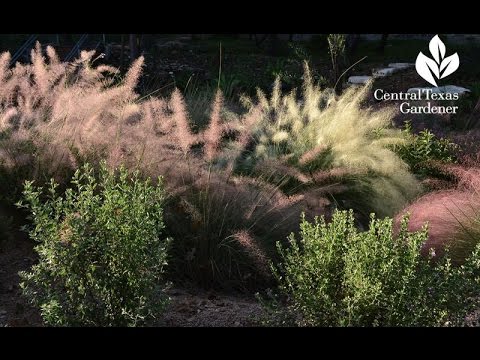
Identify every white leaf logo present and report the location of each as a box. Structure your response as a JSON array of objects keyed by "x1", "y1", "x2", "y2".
[
  {"x1": 415, "y1": 34, "x2": 460, "y2": 86},
  {"x1": 429, "y1": 35, "x2": 445, "y2": 64},
  {"x1": 440, "y1": 53, "x2": 460, "y2": 79},
  {"x1": 416, "y1": 52, "x2": 439, "y2": 86}
]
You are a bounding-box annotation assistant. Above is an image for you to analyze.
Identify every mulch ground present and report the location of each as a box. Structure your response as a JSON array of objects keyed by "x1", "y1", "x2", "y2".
[{"x1": 0, "y1": 206, "x2": 42, "y2": 327}]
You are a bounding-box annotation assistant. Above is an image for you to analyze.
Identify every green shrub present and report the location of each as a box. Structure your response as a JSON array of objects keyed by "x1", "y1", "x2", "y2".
[
  {"x1": 394, "y1": 122, "x2": 458, "y2": 177},
  {"x1": 267, "y1": 209, "x2": 480, "y2": 326},
  {"x1": 17, "y1": 162, "x2": 170, "y2": 326}
]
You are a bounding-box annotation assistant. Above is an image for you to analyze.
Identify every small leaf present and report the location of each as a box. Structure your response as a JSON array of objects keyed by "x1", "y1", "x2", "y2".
[
  {"x1": 429, "y1": 35, "x2": 446, "y2": 64},
  {"x1": 440, "y1": 53, "x2": 459, "y2": 79},
  {"x1": 415, "y1": 52, "x2": 439, "y2": 87}
]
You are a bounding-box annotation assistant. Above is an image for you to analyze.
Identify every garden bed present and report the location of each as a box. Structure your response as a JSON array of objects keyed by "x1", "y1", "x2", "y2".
[{"x1": 1, "y1": 34, "x2": 480, "y2": 327}]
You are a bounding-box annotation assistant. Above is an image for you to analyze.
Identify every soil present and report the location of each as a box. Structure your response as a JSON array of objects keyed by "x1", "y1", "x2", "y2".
[
  {"x1": 157, "y1": 288, "x2": 264, "y2": 327},
  {"x1": 0, "y1": 206, "x2": 42, "y2": 327}
]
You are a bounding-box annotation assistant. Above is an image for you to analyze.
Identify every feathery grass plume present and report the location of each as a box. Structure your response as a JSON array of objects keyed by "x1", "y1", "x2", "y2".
[
  {"x1": 0, "y1": 51, "x2": 10, "y2": 84},
  {"x1": 230, "y1": 230, "x2": 269, "y2": 274},
  {"x1": 124, "y1": 56, "x2": 144, "y2": 90},
  {"x1": 236, "y1": 106, "x2": 263, "y2": 144},
  {"x1": 232, "y1": 63, "x2": 421, "y2": 218},
  {"x1": 31, "y1": 42, "x2": 50, "y2": 95},
  {"x1": 298, "y1": 145, "x2": 329, "y2": 166},
  {"x1": 0, "y1": 107, "x2": 18, "y2": 130},
  {"x1": 395, "y1": 167, "x2": 480, "y2": 263},
  {"x1": 46, "y1": 45, "x2": 60, "y2": 65},
  {"x1": 95, "y1": 64, "x2": 120, "y2": 76},
  {"x1": 253, "y1": 158, "x2": 311, "y2": 185},
  {"x1": 0, "y1": 45, "x2": 153, "y2": 197},
  {"x1": 452, "y1": 166, "x2": 480, "y2": 191},
  {"x1": 202, "y1": 90, "x2": 224, "y2": 161},
  {"x1": 169, "y1": 88, "x2": 197, "y2": 154}
]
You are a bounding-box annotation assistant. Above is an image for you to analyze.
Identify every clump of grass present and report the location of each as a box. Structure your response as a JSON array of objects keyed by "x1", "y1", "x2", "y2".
[
  {"x1": 224, "y1": 63, "x2": 421, "y2": 219},
  {"x1": 164, "y1": 170, "x2": 320, "y2": 290},
  {"x1": 396, "y1": 166, "x2": 480, "y2": 264},
  {"x1": 0, "y1": 43, "x2": 131, "y2": 195}
]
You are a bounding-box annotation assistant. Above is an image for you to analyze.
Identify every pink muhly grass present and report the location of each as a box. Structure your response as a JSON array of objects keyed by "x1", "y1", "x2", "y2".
[
  {"x1": 421, "y1": 178, "x2": 453, "y2": 191},
  {"x1": 395, "y1": 168, "x2": 480, "y2": 262},
  {"x1": 453, "y1": 167, "x2": 480, "y2": 192},
  {"x1": 395, "y1": 191, "x2": 479, "y2": 261}
]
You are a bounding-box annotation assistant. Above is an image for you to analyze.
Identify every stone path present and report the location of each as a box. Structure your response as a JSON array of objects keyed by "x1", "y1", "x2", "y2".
[
  {"x1": 348, "y1": 63, "x2": 414, "y2": 85},
  {"x1": 347, "y1": 62, "x2": 470, "y2": 96},
  {"x1": 407, "y1": 85, "x2": 471, "y2": 96}
]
